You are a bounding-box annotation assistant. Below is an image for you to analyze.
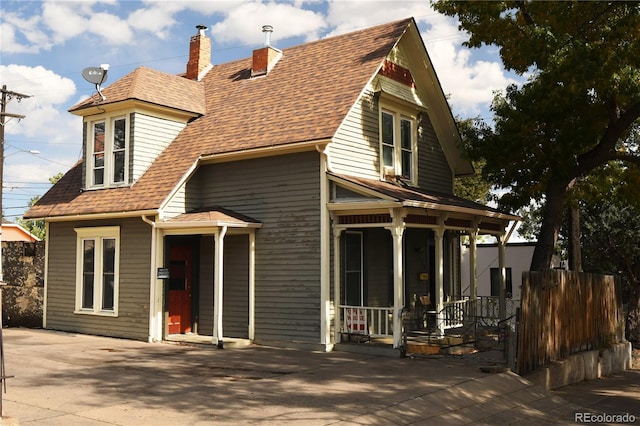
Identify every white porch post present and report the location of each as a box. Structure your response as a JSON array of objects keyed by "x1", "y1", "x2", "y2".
[
  {"x1": 434, "y1": 223, "x2": 445, "y2": 335},
  {"x1": 332, "y1": 227, "x2": 342, "y2": 344},
  {"x1": 213, "y1": 226, "x2": 227, "y2": 348},
  {"x1": 248, "y1": 230, "x2": 256, "y2": 341},
  {"x1": 469, "y1": 229, "x2": 478, "y2": 317},
  {"x1": 498, "y1": 234, "x2": 507, "y2": 321},
  {"x1": 388, "y1": 212, "x2": 405, "y2": 349}
]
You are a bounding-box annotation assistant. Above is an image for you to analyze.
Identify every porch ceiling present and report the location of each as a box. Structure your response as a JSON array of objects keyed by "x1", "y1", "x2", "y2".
[
  {"x1": 328, "y1": 173, "x2": 520, "y2": 222},
  {"x1": 158, "y1": 206, "x2": 262, "y2": 229}
]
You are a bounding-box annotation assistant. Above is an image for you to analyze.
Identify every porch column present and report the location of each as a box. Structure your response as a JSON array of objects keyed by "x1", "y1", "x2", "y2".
[
  {"x1": 434, "y1": 224, "x2": 445, "y2": 335},
  {"x1": 388, "y1": 214, "x2": 405, "y2": 349},
  {"x1": 213, "y1": 226, "x2": 227, "y2": 348},
  {"x1": 498, "y1": 234, "x2": 507, "y2": 321},
  {"x1": 248, "y1": 230, "x2": 256, "y2": 341},
  {"x1": 469, "y1": 230, "x2": 478, "y2": 317},
  {"x1": 333, "y1": 228, "x2": 342, "y2": 344}
]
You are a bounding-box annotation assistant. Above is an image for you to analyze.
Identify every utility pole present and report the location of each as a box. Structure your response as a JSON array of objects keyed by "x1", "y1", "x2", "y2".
[
  {"x1": 0, "y1": 84, "x2": 30, "y2": 417},
  {"x1": 0, "y1": 85, "x2": 31, "y2": 282}
]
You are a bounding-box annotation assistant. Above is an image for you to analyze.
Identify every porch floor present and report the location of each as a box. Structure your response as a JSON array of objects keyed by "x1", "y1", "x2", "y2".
[{"x1": 166, "y1": 333, "x2": 252, "y2": 349}]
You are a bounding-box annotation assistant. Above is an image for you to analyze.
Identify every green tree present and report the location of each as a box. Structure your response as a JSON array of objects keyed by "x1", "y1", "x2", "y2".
[
  {"x1": 433, "y1": 1, "x2": 640, "y2": 270},
  {"x1": 578, "y1": 163, "x2": 640, "y2": 343},
  {"x1": 18, "y1": 172, "x2": 63, "y2": 240},
  {"x1": 454, "y1": 118, "x2": 492, "y2": 203}
]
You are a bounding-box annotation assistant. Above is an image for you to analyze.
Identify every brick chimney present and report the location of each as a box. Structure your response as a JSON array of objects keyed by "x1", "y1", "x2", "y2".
[
  {"x1": 251, "y1": 25, "x2": 282, "y2": 77},
  {"x1": 186, "y1": 25, "x2": 211, "y2": 80}
]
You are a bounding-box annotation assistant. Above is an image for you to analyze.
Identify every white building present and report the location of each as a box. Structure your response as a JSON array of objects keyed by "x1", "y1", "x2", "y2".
[{"x1": 461, "y1": 242, "x2": 536, "y2": 301}]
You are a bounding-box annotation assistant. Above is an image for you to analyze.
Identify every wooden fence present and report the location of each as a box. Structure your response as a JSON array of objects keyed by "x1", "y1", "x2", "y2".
[{"x1": 517, "y1": 270, "x2": 623, "y2": 375}]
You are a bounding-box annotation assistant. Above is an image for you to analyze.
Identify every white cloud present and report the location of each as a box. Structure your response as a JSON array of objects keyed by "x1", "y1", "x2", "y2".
[
  {"x1": 0, "y1": 65, "x2": 77, "y2": 142},
  {"x1": 41, "y1": 2, "x2": 89, "y2": 44},
  {"x1": 325, "y1": 0, "x2": 432, "y2": 36},
  {"x1": 209, "y1": 1, "x2": 327, "y2": 45},
  {"x1": 0, "y1": 11, "x2": 51, "y2": 53}
]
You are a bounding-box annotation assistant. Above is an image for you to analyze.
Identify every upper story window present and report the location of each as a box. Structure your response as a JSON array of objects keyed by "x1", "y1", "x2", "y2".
[
  {"x1": 89, "y1": 116, "x2": 128, "y2": 188},
  {"x1": 380, "y1": 106, "x2": 417, "y2": 184}
]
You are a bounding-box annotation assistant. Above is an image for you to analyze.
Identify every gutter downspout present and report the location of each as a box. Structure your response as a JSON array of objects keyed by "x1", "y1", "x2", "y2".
[{"x1": 142, "y1": 215, "x2": 161, "y2": 342}]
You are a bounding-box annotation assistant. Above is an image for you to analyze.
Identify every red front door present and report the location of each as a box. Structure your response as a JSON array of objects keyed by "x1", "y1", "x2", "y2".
[{"x1": 168, "y1": 244, "x2": 192, "y2": 334}]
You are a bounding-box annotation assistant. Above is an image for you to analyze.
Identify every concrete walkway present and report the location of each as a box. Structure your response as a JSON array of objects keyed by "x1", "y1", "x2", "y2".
[{"x1": 0, "y1": 328, "x2": 636, "y2": 425}]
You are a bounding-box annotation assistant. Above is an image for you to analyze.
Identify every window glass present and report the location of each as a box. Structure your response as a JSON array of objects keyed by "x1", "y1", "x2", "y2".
[
  {"x1": 82, "y1": 240, "x2": 95, "y2": 309},
  {"x1": 400, "y1": 118, "x2": 412, "y2": 178},
  {"x1": 380, "y1": 107, "x2": 416, "y2": 181},
  {"x1": 490, "y1": 268, "x2": 513, "y2": 299},
  {"x1": 93, "y1": 122, "x2": 105, "y2": 185},
  {"x1": 102, "y1": 238, "x2": 116, "y2": 310},
  {"x1": 112, "y1": 118, "x2": 126, "y2": 183},
  {"x1": 344, "y1": 232, "x2": 363, "y2": 306},
  {"x1": 381, "y1": 112, "x2": 395, "y2": 168},
  {"x1": 88, "y1": 117, "x2": 127, "y2": 187},
  {"x1": 75, "y1": 227, "x2": 119, "y2": 316}
]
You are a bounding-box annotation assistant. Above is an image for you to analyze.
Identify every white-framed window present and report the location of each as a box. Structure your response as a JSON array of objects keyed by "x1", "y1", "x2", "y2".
[
  {"x1": 75, "y1": 227, "x2": 120, "y2": 316},
  {"x1": 89, "y1": 115, "x2": 128, "y2": 188},
  {"x1": 344, "y1": 231, "x2": 364, "y2": 306},
  {"x1": 380, "y1": 106, "x2": 417, "y2": 183}
]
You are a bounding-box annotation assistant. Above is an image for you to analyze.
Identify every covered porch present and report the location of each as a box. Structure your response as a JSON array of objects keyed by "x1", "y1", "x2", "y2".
[
  {"x1": 145, "y1": 207, "x2": 262, "y2": 348},
  {"x1": 328, "y1": 174, "x2": 520, "y2": 353}
]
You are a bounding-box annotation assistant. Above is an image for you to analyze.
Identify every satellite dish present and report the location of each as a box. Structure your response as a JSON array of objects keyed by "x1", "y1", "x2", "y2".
[{"x1": 82, "y1": 64, "x2": 109, "y2": 101}]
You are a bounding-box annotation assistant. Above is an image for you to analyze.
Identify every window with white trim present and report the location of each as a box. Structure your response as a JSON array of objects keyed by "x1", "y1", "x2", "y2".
[
  {"x1": 88, "y1": 115, "x2": 128, "y2": 188},
  {"x1": 344, "y1": 231, "x2": 364, "y2": 306},
  {"x1": 380, "y1": 107, "x2": 417, "y2": 183},
  {"x1": 75, "y1": 227, "x2": 120, "y2": 316}
]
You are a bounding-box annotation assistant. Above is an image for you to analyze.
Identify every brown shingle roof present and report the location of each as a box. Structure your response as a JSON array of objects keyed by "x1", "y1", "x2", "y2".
[
  {"x1": 69, "y1": 67, "x2": 206, "y2": 115},
  {"x1": 330, "y1": 173, "x2": 520, "y2": 220},
  {"x1": 25, "y1": 18, "x2": 412, "y2": 219}
]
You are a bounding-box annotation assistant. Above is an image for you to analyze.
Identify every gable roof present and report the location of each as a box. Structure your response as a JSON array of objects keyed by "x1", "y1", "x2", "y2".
[{"x1": 25, "y1": 18, "x2": 447, "y2": 220}]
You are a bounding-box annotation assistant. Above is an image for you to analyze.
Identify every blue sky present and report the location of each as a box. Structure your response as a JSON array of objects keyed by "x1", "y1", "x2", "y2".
[{"x1": 0, "y1": 0, "x2": 520, "y2": 221}]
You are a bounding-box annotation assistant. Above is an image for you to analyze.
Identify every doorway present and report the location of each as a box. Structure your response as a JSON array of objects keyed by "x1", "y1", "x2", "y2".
[{"x1": 168, "y1": 244, "x2": 193, "y2": 334}]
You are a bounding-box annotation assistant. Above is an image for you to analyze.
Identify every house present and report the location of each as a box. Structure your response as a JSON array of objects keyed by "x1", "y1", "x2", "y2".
[
  {"x1": 24, "y1": 18, "x2": 519, "y2": 352},
  {"x1": 2, "y1": 221, "x2": 41, "y2": 243}
]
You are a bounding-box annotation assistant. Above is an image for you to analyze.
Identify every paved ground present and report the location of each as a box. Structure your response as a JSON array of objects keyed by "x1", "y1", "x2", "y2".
[{"x1": 0, "y1": 328, "x2": 638, "y2": 425}]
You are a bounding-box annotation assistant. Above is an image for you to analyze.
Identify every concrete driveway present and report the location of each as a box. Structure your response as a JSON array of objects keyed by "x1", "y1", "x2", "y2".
[{"x1": 0, "y1": 328, "x2": 636, "y2": 425}]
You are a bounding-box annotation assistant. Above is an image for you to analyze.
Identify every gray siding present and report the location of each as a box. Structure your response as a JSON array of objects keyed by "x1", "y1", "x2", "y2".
[
  {"x1": 186, "y1": 151, "x2": 321, "y2": 343},
  {"x1": 331, "y1": 83, "x2": 454, "y2": 195},
  {"x1": 330, "y1": 89, "x2": 380, "y2": 180},
  {"x1": 197, "y1": 234, "x2": 249, "y2": 339},
  {"x1": 46, "y1": 218, "x2": 152, "y2": 340},
  {"x1": 223, "y1": 235, "x2": 249, "y2": 338},
  {"x1": 418, "y1": 113, "x2": 453, "y2": 194},
  {"x1": 198, "y1": 236, "x2": 214, "y2": 335},
  {"x1": 131, "y1": 113, "x2": 186, "y2": 182}
]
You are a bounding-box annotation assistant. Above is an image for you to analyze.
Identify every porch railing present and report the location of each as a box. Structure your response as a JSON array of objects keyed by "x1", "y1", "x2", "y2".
[
  {"x1": 441, "y1": 299, "x2": 469, "y2": 329},
  {"x1": 464, "y1": 296, "x2": 520, "y2": 321},
  {"x1": 339, "y1": 305, "x2": 394, "y2": 337}
]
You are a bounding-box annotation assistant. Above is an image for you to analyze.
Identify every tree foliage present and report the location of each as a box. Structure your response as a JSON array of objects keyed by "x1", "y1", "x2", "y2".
[
  {"x1": 433, "y1": 1, "x2": 640, "y2": 270},
  {"x1": 578, "y1": 164, "x2": 640, "y2": 344},
  {"x1": 454, "y1": 118, "x2": 492, "y2": 203},
  {"x1": 18, "y1": 172, "x2": 63, "y2": 240}
]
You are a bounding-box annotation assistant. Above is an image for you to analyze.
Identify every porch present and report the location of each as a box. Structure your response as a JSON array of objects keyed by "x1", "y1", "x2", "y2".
[
  {"x1": 336, "y1": 297, "x2": 520, "y2": 357},
  {"x1": 328, "y1": 174, "x2": 521, "y2": 351}
]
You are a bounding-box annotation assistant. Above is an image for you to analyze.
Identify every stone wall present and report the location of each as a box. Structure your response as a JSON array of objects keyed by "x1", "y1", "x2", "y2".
[{"x1": 1, "y1": 241, "x2": 45, "y2": 328}]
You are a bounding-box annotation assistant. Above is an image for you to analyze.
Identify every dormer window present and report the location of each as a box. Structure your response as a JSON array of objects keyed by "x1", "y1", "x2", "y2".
[
  {"x1": 88, "y1": 116, "x2": 128, "y2": 188},
  {"x1": 380, "y1": 106, "x2": 417, "y2": 184}
]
